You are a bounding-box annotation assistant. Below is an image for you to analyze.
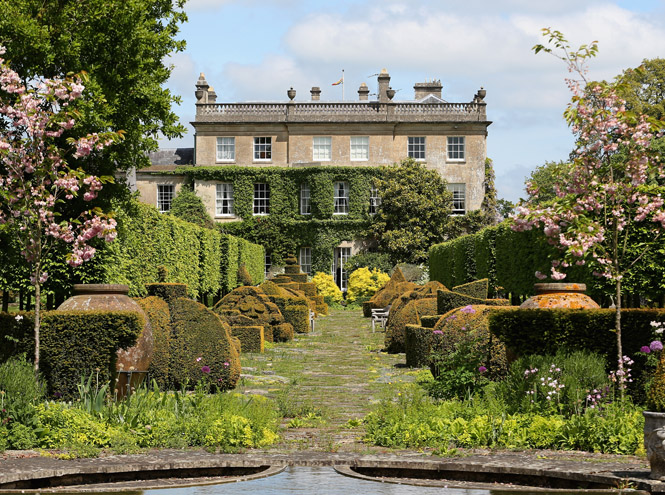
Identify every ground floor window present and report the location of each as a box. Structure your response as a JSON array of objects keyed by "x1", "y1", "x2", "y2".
[
  {"x1": 265, "y1": 252, "x2": 271, "y2": 278},
  {"x1": 299, "y1": 247, "x2": 312, "y2": 275},
  {"x1": 447, "y1": 183, "x2": 466, "y2": 215},
  {"x1": 157, "y1": 184, "x2": 175, "y2": 213}
]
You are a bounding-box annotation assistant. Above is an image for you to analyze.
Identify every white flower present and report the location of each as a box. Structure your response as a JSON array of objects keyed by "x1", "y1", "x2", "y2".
[{"x1": 14, "y1": 314, "x2": 23, "y2": 321}]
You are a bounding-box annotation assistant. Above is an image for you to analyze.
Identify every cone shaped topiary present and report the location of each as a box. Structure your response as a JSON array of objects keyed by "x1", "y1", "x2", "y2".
[{"x1": 648, "y1": 352, "x2": 665, "y2": 412}]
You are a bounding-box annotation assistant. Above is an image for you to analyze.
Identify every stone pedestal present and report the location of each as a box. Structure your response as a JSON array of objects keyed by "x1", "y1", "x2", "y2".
[{"x1": 645, "y1": 411, "x2": 665, "y2": 479}]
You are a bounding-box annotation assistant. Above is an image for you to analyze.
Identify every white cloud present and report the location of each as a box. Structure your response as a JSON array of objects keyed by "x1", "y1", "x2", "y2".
[{"x1": 222, "y1": 56, "x2": 312, "y2": 101}]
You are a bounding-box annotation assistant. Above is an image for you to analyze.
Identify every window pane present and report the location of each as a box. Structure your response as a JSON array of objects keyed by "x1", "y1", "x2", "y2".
[
  {"x1": 157, "y1": 185, "x2": 174, "y2": 213},
  {"x1": 313, "y1": 136, "x2": 332, "y2": 161},
  {"x1": 447, "y1": 183, "x2": 466, "y2": 215},
  {"x1": 253, "y1": 183, "x2": 270, "y2": 215},
  {"x1": 216, "y1": 137, "x2": 235, "y2": 161},
  {"x1": 369, "y1": 186, "x2": 381, "y2": 215},
  {"x1": 300, "y1": 183, "x2": 311, "y2": 215},
  {"x1": 350, "y1": 136, "x2": 369, "y2": 161},
  {"x1": 216, "y1": 183, "x2": 234, "y2": 216},
  {"x1": 299, "y1": 247, "x2": 312, "y2": 275},
  {"x1": 333, "y1": 247, "x2": 351, "y2": 291},
  {"x1": 254, "y1": 137, "x2": 272, "y2": 160},
  {"x1": 334, "y1": 181, "x2": 349, "y2": 215},
  {"x1": 407, "y1": 137, "x2": 425, "y2": 160},
  {"x1": 447, "y1": 136, "x2": 465, "y2": 161}
]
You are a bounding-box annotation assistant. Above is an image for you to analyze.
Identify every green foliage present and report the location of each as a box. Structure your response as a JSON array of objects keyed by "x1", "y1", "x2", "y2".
[
  {"x1": 646, "y1": 351, "x2": 665, "y2": 411},
  {"x1": 282, "y1": 305, "x2": 309, "y2": 334},
  {"x1": 168, "y1": 298, "x2": 241, "y2": 391},
  {"x1": 346, "y1": 267, "x2": 390, "y2": 304},
  {"x1": 231, "y1": 326, "x2": 264, "y2": 353},
  {"x1": 220, "y1": 233, "x2": 240, "y2": 293},
  {"x1": 404, "y1": 325, "x2": 432, "y2": 368},
  {"x1": 524, "y1": 161, "x2": 574, "y2": 203},
  {"x1": 237, "y1": 238, "x2": 265, "y2": 286},
  {"x1": 345, "y1": 252, "x2": 393, "y2": 275},
  {"x1": 452, "y1": 279, "x2": 489, "y2": 299},
  {"x1": 146, "y1": 283, "x2": 187, "y2": 308},
  {"x1": 385, "y1": 298, "x2": 438, "y2": 354},
  {"x1": 0, "y1": 355, "x2": 45, "y2": 428},
  {"x1": 237, "y1": 264, "x2": 254, "y2": 287},
  {"x1": 616, "y1": 58, "x2": 665, "y2": 120},
  {"x1": 370, "y1": 158, "x2": 453, "y2": 264},
  {"x1": 0, "y1": 0, "x2": 187, "y2": 177},
  {"x1": 0, "y1": 311, "x2": 141, "y2": 399},
  {"x1": 489, "y1": 308, "x2": 665, "y2": 399},
  {"x1": 362, "y1": 384, "x2": 643, "y2": 454},
  {"x1": 136, "y1": 297, "x2": 171, "y2": 390},
  {"x1": 170, "y1": 187, "x2": 214, "y2": 229},
  {"x1": 494, "y1": 350, "x2": 610, "y2": 416},
  {"x1": 437, "y1": 289, "x2": 509, "y2": 315},
  {"x1": 312, "y1": 272, "x2": 343, "y2": 304}
]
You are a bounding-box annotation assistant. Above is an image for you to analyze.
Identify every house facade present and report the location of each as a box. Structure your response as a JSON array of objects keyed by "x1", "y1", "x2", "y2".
[{"x1": 134, "y1": 69, "x2": 491, "y2": 288}]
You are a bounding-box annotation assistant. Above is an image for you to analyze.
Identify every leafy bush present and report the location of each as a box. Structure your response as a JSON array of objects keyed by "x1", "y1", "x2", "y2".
[
  {"x1": 346, "y1": 268, "x2": 390, "y2": 304},
  {"x1": 231, "y1": 326, "x2": 264, "y2": 353},
  {"x1": 0, "y1": 355, "x2": 45, "y2": 430},
  {"x1": 437, "y1": 289, "x2": 510, "y2": 315},
  {"x1": 345, "y1": 252, "x2": 393, "y2": 275},
  {"x1": 237, "y1": 264, "x2": 254, "y2": 286},
  {"x1": 311, "y1": 272, "x2": 343, "y2": 304},
  {"x1": 169, "y1": 186, "x2": 215, "y2": 229},
  {"x1": 385, "y1": 298, "x2": 437, "y2": 354},
  {"x1": 137, "y1": 297, "x2": 171, "y2": 390},
  {"x1": 452, "y1": 279, "x2": 489, "y2": 299}
]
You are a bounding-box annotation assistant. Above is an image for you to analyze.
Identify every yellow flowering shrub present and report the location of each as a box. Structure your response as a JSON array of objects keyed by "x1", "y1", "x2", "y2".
[
  {"x1": 312, "y1": 272, "x2": 343, "y2": 303},
  {"x1": 347, "y1": 267, "x2": 390, "y2": 303}
]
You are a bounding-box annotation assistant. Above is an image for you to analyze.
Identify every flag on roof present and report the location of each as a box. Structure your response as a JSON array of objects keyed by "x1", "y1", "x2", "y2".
[{"x1": 332, "y1": 77, "x2": 343, "y2": 86}]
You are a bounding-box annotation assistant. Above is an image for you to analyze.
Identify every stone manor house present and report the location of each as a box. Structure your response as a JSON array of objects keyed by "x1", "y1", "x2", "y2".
[{"x1": 131, "y1": 69, "x2": 491, "y2": 288}]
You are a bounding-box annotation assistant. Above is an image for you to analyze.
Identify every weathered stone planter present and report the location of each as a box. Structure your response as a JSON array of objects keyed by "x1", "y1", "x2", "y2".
[
  {"x1": 519, "y1": 283, "x2": 600, "y2": 309},
  {"x1": 57, "y1": 284, "x2": 153, "y2": 396},
  {"x1": 644, "y1": 411, "x2": 665, "y2": 479}
]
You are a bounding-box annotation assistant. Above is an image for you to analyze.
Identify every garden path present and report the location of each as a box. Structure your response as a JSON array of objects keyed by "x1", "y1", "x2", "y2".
[{"x1": 236, "y1": 308, "x2": 417, "y2": 453}]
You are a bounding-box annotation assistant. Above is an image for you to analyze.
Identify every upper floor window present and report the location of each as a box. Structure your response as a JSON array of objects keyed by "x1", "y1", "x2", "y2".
[
  {"x1": 313, "y1": 136, "x2": 332, "y2": 161},
  {"x1": 447, "y1": 136, "x2": 465, "y2": 161},
  {"x1": 253, "y1": 183, "x2": 270, "y2": 215},
  {"x1": 350, "y1": 136, "x2": 369, "y2": 161},
  {"x1": 254, "y1": 137, "x2": 272, "y2": 161},
  {"x1": 447, "y1": 183, "x2": 466, "y2": 215},
  {"x1": 215, "y1": 183, "x2": 234, "y2": 216},
  {"x1": 334, "y1": 181, "x2": 349, "y2": 215},
  {"x1": 157, "y1": 184, "x2": 174, "y2": 213},
  {"x1": 369, "y1": 186, "x2": 381, "y2": 215},
  {"x1": 216, "y1": 137, "x2": 235, "y2": 162},
  {"x1": 407, "y1": 137, "x2": 426, "y2": 160},
  {"x1": 299, "y1": 247, "x2": 312, "y2": 275},
  {"x1": 300, "y1": 183, "x2": 311, "y2": 215}
]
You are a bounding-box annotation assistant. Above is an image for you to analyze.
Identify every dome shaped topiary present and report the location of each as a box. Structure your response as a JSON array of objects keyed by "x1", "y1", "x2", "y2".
[{"x1": 384, "y1": 297, "x2": 438, "y2": 353}]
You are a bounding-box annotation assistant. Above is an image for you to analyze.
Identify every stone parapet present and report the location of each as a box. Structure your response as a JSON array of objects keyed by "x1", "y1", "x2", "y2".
[{"x1": 195, "y1": 101, "x2": 487, "y2": 123}]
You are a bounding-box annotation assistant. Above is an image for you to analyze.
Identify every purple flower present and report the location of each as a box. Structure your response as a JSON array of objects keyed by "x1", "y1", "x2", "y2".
[
  {"x1": 478, "y1": 366, "x2": 487, "y2": 373},
  {"x1": 223, "y1": 361, "x2": 230, "y2": 367},
  {"x1": 433, "y1": 330, "x2": 443, "y2": 335},
  {"x1": 651, "y1": 341, "x2": 663, "y2": 352},
  {"x1": 201, "y1": 366, "x2": 211, "y2": 374},
  {"x1": 641, "y1": 346, "x2": 652, "y2": 354},
  {"x1": 196, "y1": 357, "x2": 202, "y2": 362},
  {"x1": 460, "y1": 305, "x2": 475, "y2": 314}
]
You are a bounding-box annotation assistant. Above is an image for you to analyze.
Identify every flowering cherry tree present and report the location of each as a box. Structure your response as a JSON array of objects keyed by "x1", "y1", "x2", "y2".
[
  {"x1": 0, "y1": 47, "x2": 121, "y2": 374},
  {"x1": 512, "y1": 29, "x2": 665, "y2": 390}
]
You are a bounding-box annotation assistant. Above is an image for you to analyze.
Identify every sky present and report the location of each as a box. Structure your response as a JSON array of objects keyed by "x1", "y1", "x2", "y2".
[{"x1": 160, "y1": 0, "x2": 665, "y2": 203}]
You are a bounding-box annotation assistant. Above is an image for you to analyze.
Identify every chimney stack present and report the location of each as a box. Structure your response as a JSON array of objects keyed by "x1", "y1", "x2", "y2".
[
  {"x1": 377, "y1": 69, "x2": 390, "y2": 103},
  {"x1": 195, "y1": 72, "x2": 209, "y2": 104},
  {"x1": 414, "y1": 79, "x2": 443, "y2": 100},
  {"x1": 310, "y1": 87, "x2": 321, "y2": 101},
  {"x1": 358, "y1": 82, "x2": 369, "y2": 101}
]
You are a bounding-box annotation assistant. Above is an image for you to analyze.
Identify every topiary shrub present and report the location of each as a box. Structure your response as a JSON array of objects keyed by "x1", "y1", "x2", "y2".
[
  {"x1": 237, "y1": 264, "x2": 254, "y2": 287},
  {"x1": 231, "y1": 326, "x2": 264, "y2": 353},
  {"x1": 364, "y1": 267, "x2": 408, "y2": 316},
  {"x1": 283, "y1": 305, "x2": 309, "y2": 334},
  {"x1": 437, "y1": 289, "x2": 510, "y2": 315},
  {"x1": 452, "y1": 279, "x2": 489, "y2": 300},
  {"x1": 146, "y1": 283, "x2": 188, "y2": 309},
  {"x1": 136, "y1": 297, "x2": 171, "y2": 390},
  {"x1": 431, "y1": 305, "x2": 509, "y2": 383},
  {"x1": 312, "y1": 272, "x2": 343, "y2": 304},
  {"x1": 648, "y1": 352, "x2": 665, "y2": 412},
  {"x1": 404, "y1": 324, "x2": 432, "y2": 368},
  {"x1": 347, "y1": 267, "x2": 390, "y2": 304},
  {"x1": 388, "y1": 281, "x2": 446, "y2": 323},
  {"x1": 385, "y1": 298, "x2": 438, "y2": 354},
  {"x1": 169, "y1": 298, "x2": 240, "y2": 390},
  {"x1": 273, "y1": 323, "x2": 294, "y2": 342}
]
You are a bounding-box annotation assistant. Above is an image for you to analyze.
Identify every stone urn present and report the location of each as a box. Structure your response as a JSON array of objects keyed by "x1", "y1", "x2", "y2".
[
  {"x1": 57, "y1": 284, "x2": 153, "y2": 395},
  {"x1": 519, "y1": 283, "x2": 600, "y2": 309},
  {"x1": 645, "y1": 412, "x2": 665, "y2": 479}
]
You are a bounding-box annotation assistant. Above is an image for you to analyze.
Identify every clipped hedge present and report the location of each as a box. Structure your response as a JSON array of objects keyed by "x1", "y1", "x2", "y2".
[
  {"x1": 146, "y1": 283, "x2": 188, "y2": 308},
  {"x1": 452, "y1": 279, "x2": 489, "y2": 300},
  {"x1": 220, "y1": 233, "x2": 240, "y2": 293},
  {"x1": 273, "y1": 323, "x2": 295, "y2": 342},
  {"x1": 136, "y1": 297, "x2": 171, "y2": 390},
  {"x1": 437, "y1": 289, "x2": 510, "y2": 315},
  {"x1": 232, "y1": 326, "x2": 265, "y2": 353},
  {"x1": 385, "y1": 298, "x2": 438, "y2": 354},
  {"x1": 0, "y1": 311, "x2": 142, "y2": 399},
  {"x1": 169, "y1": 298, "x2": 241, "y2": 390},
  {"x1": 238, "y1": 238, "x2": 265, "y2": 286},
  {"x1": 404, "y1": 324, "x2": 432, "y2": 368},
  {"x1": 283, "y1": 305, "x2": 309, "y2": 334}
]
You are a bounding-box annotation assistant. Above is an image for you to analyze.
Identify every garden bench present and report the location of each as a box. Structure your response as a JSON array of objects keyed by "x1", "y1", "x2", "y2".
[{"x1": 371, "y1": 305, "x2": 391, "y2": 332}]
